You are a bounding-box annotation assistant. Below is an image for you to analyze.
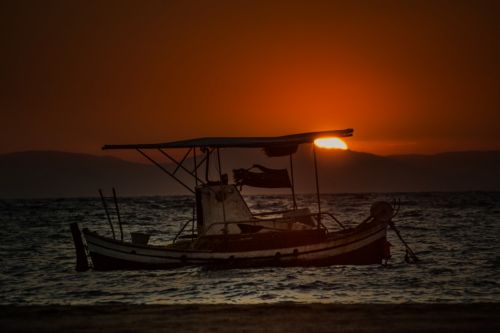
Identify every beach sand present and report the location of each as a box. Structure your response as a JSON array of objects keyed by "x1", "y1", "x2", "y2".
[{"x1": 1, "y1": 303, "x2": 499, "y2": 332}]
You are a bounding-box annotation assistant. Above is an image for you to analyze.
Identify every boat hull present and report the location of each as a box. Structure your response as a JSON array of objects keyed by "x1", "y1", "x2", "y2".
[{"x1": 82, "y1": 220, "x2": 389, "y2": 270}]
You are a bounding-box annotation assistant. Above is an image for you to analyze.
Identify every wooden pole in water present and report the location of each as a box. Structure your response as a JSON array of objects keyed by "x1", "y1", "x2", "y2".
[
  {"x1": 70, "y1": 222, "x2": 89, "y2": 272},
  {"x1": 99, "y1": 189, "x2": 115, "y2": 239},
  {"x1": 112, "y1": 188, "x2": 123, "y2": 241}
]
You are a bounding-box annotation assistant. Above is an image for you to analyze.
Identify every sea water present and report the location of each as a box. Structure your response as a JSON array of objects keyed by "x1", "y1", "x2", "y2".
[{"x1": 1, "y1": 192, "x2": 499, "y2": 304}]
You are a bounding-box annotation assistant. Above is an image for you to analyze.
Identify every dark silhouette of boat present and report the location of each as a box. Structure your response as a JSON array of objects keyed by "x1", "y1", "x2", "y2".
[{"x1": 71, "y1": 129, "x2": 408, "y2": 271}]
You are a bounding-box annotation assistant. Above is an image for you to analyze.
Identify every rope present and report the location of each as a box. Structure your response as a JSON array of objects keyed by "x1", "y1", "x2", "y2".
[{"x1": 389, "y1": 220, "x2": 420, "y2": 263}]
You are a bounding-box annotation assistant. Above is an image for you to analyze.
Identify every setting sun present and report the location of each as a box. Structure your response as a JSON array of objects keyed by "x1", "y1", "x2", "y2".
[{"x1": 314, "y1": 137, "x2": 348, "y2": 150}]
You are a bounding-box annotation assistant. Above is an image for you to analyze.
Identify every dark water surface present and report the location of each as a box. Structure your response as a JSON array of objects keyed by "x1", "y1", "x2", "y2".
[{"x1": 1, "y1": 192, "x2": 499, "y2": 304}]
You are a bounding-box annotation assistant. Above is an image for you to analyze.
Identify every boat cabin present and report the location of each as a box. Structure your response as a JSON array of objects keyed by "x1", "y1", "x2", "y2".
[{"x1": 101, "y1": 129, "x2": 354, "y2": 242}]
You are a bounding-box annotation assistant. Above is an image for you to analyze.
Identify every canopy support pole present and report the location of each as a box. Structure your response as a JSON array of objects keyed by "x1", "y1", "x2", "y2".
[
  {"x1": 172, "y1": 148, "x2": 192, "y2": 175},
  {"x1": 203, "y1": 148, "x2": 210, "y2": 182},
  {"x1": 289, "y1": 154, "x2": 297, "y2": 210},
  {"x1": 313, "y1": 145, "x2": 321, "y2": 227},
  {"x1": 216, "y1": 148, "x2": 223, "y2": 182},
  {"x1": 158, "y1": 148, "x2": 204, "y2": 184},
  {"x1": 193, "y1": 147, "x2": 198, "y2": 187},
  {"x1": 190, "y1": 148, "x2": 214, "y2": 179},
  {"x1": 136, "y1": 149, "x2": 194, "y2": 194},
  {"x1": 193, "y1": 147, "x2": 198, "y2": 236}
]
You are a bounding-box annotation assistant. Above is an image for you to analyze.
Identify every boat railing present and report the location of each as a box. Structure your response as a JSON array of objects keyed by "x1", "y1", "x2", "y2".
[
  {"x1": 251, "y1": 210, "x2": 344, "y2": 228},
  {"x1": 251, "y1": 209, "x2": 296, "y2": 217},
  {"x1": 253, "y1": 210, "x2": 346, "y2": 230},
  {"x1": 322, "y1": 212, "x2": 346, "y2": 229},
  {"x1": 200, "y1": 211, "x2": 346, "y2": 236},
  {"x1": 172, "y1": 218, "x2": 195, "y2": 244}
]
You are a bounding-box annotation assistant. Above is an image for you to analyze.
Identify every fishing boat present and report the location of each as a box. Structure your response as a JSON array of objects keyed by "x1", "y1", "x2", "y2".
[{"x1": 71, "y1": 129, "x2": 417, "y2": 271}]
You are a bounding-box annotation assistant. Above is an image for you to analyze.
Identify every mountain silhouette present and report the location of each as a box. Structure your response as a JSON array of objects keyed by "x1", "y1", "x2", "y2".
[{"x1": 0, "y1": 149, "x2": 499, "y2": 198}]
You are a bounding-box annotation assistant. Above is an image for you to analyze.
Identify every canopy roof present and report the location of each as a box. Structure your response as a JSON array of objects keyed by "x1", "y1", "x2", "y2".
[{"x1": 102, "y1": 129, "x2": 353, "y2": 150}]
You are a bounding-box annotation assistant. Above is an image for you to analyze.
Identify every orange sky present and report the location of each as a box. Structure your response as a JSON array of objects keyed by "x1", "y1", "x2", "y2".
[{"x1": 1, "y1": 1, "x2": 499, "y2": 158}]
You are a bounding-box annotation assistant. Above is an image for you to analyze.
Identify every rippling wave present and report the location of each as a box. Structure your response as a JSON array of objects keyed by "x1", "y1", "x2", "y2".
[{"x1": 1, "y1": 192, "x2": 499, "y2": 304}]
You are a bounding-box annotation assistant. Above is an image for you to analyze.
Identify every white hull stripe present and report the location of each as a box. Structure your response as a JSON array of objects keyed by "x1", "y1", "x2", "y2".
[{"x1": 86, "y1": 226, "x2": 386, "y2": 262}]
